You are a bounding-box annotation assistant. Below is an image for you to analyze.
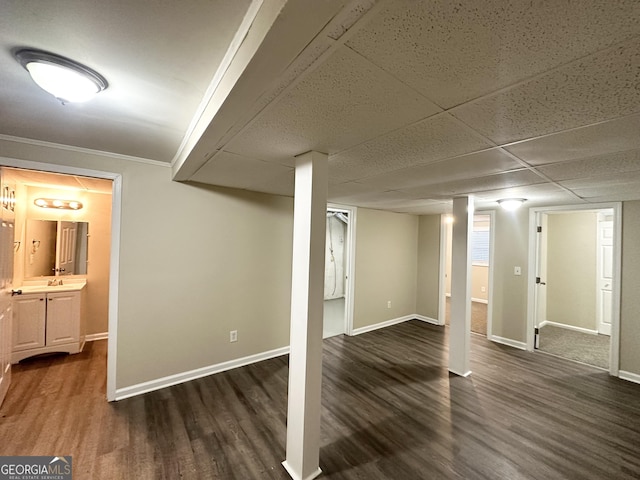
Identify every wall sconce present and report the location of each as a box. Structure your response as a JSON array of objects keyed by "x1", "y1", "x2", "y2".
[
  {"x1": 34, "y1": 198, "x2": 83, "y2": 210},
  {"x1": 498, "y1": 198, "x2": 527, "y2": 211}
]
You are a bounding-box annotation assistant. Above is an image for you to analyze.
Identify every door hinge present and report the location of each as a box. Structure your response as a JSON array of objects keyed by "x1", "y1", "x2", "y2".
[{"x1": 537, "y1": 226, "x2": 542, "y2": 233}]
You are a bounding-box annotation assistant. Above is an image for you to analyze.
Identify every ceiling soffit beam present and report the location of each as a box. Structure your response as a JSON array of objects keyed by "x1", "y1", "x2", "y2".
[{"x1": 172, "y1": 0, "x2": 350, "y2": 181}]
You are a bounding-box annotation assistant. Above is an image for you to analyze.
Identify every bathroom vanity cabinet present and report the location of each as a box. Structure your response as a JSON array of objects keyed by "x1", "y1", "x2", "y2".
[{"x1": 11, "y1": 283, "x2": 85, "y2": 363}]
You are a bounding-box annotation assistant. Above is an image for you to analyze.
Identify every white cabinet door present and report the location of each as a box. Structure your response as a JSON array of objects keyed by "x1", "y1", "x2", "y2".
[
  {"x1": 12, "y1": 294, "x2": 46, "y2": 352},
  {"x1": 0, "y1": 304, "x2": 12, "y2": 405},
  {"x1": 46, "y1": 292, "x2": 80, "y2": 347}
]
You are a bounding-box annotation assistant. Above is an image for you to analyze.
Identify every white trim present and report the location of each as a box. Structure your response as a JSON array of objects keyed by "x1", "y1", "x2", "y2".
[
  {"x1": 538, "y1": 321, "x2": 598, "y2": 335},
  {"x1": 490, "y1": 335, "x2": 527, "y2": 350},
  {"x1": 0, "y1": 157, "x2": 122, "y2": 402},
  {"x1": 438, "y1": 214, "x2": 447, "y2": 326},
  {"x1": 471, "y1": 297, "x2": 488, "y2": 305},
  {"x1": 171, "y1": 0, "x2": 264, "y2": 169},
  {"x1": 281, "y1": 462, "x2": 322, "y2": 480},
  {"x1": 115, "y1": 345, "x2": 290, "y2": 401},
  {"x1": 351, "y1": 315, "x2": 415, "y2": 336},
  {"x1": 414, "y1": 315, "x2": 440, "y2": 325},
  {"x1": 619, "y1": 370, "x2": 640, "y2": 385},
  {"x1": 327, "y1": 203, "x2": 357, "y2": 337},
  {"x1": 0, "y1": 134, "x2": 168, "y2": 167},
  {"x1": 85, "y1": 332, "x2": 108, "y2": 341},
  {"x1": 526, "y1": 202, "x2": 622, "y2": 378}
]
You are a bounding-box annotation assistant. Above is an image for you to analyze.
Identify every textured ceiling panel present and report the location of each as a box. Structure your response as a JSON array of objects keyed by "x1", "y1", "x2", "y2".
[
  {"x1": 351, "y1": 148, "x2": 524, "y2": 190},
  {"x1": 225, "y1": 46, "x2": 441, "y2": 162},
  {"x1": 4, "y1": 167, "x2": 112, "y2": 193},
  {"x1": 190, "y1": 151, "x2": 294, "y2": 196},
  {"x1": 537, "y1": 150, "x2": 640, "y2": 181},
  {"x1": 505, "y1": 114, "x2": 640, "y2": 165},
  {"x1": 452, "y1": 37, "x2": 640, "y2": 145},
  {"x1": 560, "y1": 170, "x2": 640, "y2": 192},
  {"x1": 328, "y1": 113, "x2": 493, "y2": 183},
  {"x1": 472, "y1": 182, "x2": 581, "y2": 208},
  {"x1": 399, "y1": 169, "x2": 546, "y2": 199},
  {"x1": 346, "y1": 0, "x2": 640, "y2": 108}
]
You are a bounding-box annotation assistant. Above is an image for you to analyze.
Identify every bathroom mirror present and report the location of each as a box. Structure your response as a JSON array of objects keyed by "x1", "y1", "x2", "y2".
[{"x1": 25, "y1": 220, "x2": 89, "y2": 277}]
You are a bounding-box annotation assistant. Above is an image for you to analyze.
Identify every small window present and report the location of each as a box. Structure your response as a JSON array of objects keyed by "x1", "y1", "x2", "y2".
[{"x1": 472, "y1": 229, "x2": 490, "y2": 266}]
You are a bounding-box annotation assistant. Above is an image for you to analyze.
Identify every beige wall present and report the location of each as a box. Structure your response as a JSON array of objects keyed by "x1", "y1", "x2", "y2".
[
  {"x1": 416, "y1": 215, "x2": 440, "y2": 320},
  {"x1": 353, "y1": 208, "x2": 418, "y2": 329},
  {"x1": 546, "y1": 212, "x2": 597, "y2": 330},
  {"x1": 0, "y1": 139, "x2": 294, "y2": 390},
  {"x1": 491, "y1": 207, "x2": 529, "y2": 342},
  {"x1": 10, "y1": 184, "x2": 112, "y2": 335},
  {"x1": 620, "y1": 201, "x2": 640, "y2": 375},
  {"x1": 471, "y1": 266, "x2": 488, "y2": 301}
]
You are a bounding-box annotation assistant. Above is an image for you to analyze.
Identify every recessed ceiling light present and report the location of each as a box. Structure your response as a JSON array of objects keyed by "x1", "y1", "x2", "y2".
[
  {"x1": 498, "y1": 198, "x2": 527, "y2": 211},
  {"x1": 15, "y1": 48, "x2": 108, "y2": 104}
]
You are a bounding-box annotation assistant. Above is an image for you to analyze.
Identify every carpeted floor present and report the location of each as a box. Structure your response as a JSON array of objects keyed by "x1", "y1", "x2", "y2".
[
  {"x1": 445, "y1": 297, "x2": 487, "y2": 336},
  {"x1": 538, "y1": 325, "x2": 609, "y2": 369}
]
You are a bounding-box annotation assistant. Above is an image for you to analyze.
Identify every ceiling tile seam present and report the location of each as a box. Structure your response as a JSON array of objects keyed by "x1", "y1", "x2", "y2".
[
  {"x1": 0, "y1": 133, "x2": 169, "y2": 168},
  {"x1": 342, "y1": 43, "x2": 447, "y2": 109},
  {"x1": 328, "y1": 110, "x2": 453, "y2": 159},
  {"x1": 209, "y1": 0, "x2": 397, "y2": 156},
  {"x1": 497, "y1": 111, "x2": 640, "y2": 152},
  {"x1": 445, "y1": 34, "x2": 640, "y2": 113},
  {"x1": 497, "y1": 148, "x2": 585, "y2": 202},
  {"x1": 169, "y1": 0, "x2": 265, "y2": 169}
]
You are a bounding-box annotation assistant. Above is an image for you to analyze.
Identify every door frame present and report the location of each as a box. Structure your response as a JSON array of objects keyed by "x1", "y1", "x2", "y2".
[
  {"x1": 327, "y1": 203, "x2": 357, "y2": 336},
  {"x1": 438, "y1": 209, "x2": 495, "y2": 338},
  {"x1": 526, "y1": 202, "x2": 622, "y2": 375},
  {"x1": 0, "y1": 156, "x2": 121, "y2": 400}
]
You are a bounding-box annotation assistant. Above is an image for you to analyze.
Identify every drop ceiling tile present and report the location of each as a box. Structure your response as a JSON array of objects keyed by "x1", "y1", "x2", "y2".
[
  {"x1": 452, "y1": 37, "x2": 640, "y2": 145},
  {"x1": 559, "y1": 170, "x2": 640, "y2": 192},
  {"x1": 505, "y1": 114, "x2": 640, "y2": 165},
  {"x1": 537, "y1": 149, "x2": 640, "y2": 181},
  {"x1": 190, "y1": 151, "x2": 294, "y2": 196},
  {"x1": 397, "y1": 169, "x2": 546, "y2": 199},
  {"x1": 225, "y1": 46, "x2": 441, "y2": 162},
  {"x1": 346, "y1": 0, "x2": 640, "y2": 108},
  {"x1": 473, "y1": 183, "x2": 581, "y2": 208},
  {"x1": 329, "y1": 113, "x2": 493, "y2": 183},
  {"x1": 352, "y1": 148, "x2": 524, "y2": 190}
]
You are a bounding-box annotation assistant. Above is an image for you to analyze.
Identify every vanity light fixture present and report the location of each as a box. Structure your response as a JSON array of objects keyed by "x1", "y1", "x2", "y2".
[
  {"x1": 498, "y1": 198, "x2": 527, "y2": 211},
  {"x1": 15, "y1": 48, "x2": 108, "y2": 103},
  {"x1": 34, "y1": 198, "x2": 83, "y2": 210}
]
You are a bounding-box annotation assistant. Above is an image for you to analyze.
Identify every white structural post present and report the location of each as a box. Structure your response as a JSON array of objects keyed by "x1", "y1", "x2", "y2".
[
  {"x1": 449, "y1": 196, "x2": 474, "y2": 376},
  {"x1": 283, "y1": 151, "x2": 327, "y2": 480}
]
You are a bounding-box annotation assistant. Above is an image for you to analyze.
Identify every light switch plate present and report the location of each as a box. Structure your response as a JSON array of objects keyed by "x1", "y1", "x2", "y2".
[{"x1": 514, "y1": 266, "x2": 522, "y2": 276}]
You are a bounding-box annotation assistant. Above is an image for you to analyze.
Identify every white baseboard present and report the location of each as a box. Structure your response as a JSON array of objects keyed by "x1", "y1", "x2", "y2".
[
  {"x1": 351, "y1": 315, "x2": 414, "y2": 336},
  {"x1": 490, "y1": 335, "x2": 527, "y2": 350},
  {"x1": 414, "y1": 314, "x2": 441, "y2": 325},
  {"x1": 471, "y1": 297, "x2": 488, "y2": 304},
  {"x1": 282, "y1": 462, "x2": 322, "y2": 480},
  {"x1": 115, "y1": 345, "x2": 290, "y2": 401},
  {"x1": 539, "y1": 321, "x2": 598, "y2": 335},
  {"x1": 85, "y1": 332, "x2": 108, "y2": 341},
  {"x1": 619, "y1": 370, "x2": 640, "y2": 385}
]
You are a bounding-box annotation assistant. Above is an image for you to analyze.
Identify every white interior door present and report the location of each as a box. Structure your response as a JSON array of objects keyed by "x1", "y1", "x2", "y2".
[
  {"x1": 0, "y1": 170, "x2": 15, "y2": 407},
  {"x1": 56, "y1": 221, "x2": 77, "y2": 275},
  {"x1": 597, "y1": 214, "x2": 614, "y2": 336}
]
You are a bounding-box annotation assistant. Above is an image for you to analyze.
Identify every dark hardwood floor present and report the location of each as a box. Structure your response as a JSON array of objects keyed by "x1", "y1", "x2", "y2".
[{"x1": 2, "y1": 321, "x2": 640, "y2": 479}]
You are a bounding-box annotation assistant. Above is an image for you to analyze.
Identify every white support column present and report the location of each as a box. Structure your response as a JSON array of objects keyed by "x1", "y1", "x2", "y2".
[
  {"x1": 449, "y1": 196, "x2": 474, "y2": 377},
  {"x1": 283, "y1": 151, "x2": 327, "y2": 480}
]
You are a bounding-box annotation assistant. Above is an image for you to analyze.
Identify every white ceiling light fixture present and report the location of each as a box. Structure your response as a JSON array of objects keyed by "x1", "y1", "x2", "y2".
[
  {"x1": 498, "y1": 198, "x2": 527, "y2": 211},
  {"x1": 15, "y1": 49, "x2": 108, "y2": 104}
]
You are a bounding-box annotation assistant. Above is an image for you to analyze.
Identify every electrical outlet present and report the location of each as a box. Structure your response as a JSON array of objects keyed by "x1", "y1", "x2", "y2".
[
  {"x1": 514, "y1": 266, "x2": 522, "y2": 276},
  {"x1": 387, "y1": 300, "x2": 392, "y2": 309},
  {"x1": 481, "y1": 286, "x2": 486, "y2": 293},
  {"x1": 230, "y1": 330, "x2": 238, "y2": 343}
]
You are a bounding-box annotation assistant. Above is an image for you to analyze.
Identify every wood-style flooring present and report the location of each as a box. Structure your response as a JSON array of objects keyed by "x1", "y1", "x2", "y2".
[{"x1": 1, "y1": 321, "x2": 640, "y2": 479}]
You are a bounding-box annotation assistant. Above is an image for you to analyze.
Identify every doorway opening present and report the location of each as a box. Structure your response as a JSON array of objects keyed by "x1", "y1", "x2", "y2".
[
  {"x1": 323, "y1": 205, "x2": 356, "y2": 338},
  {"x1": 443, "y1": 212, "x2": 494, "y2": 337},
  {"x1": 0, "y1": 158, "x2": 121, "y2": 401},
  {"x1": 528, "y1": 204, "x2": 621, "y2": 374}
]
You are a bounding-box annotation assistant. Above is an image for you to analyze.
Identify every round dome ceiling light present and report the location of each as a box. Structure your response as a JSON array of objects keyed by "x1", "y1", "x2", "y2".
[
  {"x1": 498, "y1": 198, "x2": 527, "y2": 211},
  {"x1": 15, "y1": 48, "x2": 108, "y2": 104}
]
